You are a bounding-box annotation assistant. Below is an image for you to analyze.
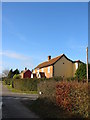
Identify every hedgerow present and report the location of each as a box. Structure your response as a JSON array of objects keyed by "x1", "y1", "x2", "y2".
[
  {"x1": 4, "y1": 77, "x2": 88, "y2": 118},
  {"x1": 3, "y1": 76, "x2": 63, "y2": 91},
  {"x1": 56, "y1": 81, "x2": 88, "y2": 118},
  {"x1": 38, "y1": 80, "x2": 56, "y2": 103}
]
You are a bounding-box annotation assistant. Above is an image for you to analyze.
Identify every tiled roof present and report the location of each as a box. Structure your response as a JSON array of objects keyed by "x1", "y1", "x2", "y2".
[
  {"x1": 21, "y1": 69, "x2": 31, "y2": 74},
  {"x1": 74, "y1": 60, "x2": 82, "y2": 63},
  {"x1": 35, "y1": 54, "x2": 75, "y2": 69}
]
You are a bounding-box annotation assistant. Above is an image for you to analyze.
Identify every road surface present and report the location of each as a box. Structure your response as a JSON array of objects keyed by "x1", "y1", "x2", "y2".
[{"x1": 0, "y1": 81, "x2": 39, "y2": 118}]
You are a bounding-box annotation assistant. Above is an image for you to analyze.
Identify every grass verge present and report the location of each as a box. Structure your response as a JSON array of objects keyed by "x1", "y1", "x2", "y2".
[
  {"x1": 21, "y1": 98, "x2": 81, "y2": 119},
  {"x1": 3, "y1": 82, "x2": 38, "y2": 94}
]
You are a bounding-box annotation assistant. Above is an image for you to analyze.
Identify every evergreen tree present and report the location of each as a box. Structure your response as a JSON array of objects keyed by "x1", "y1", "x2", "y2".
[
  {"x1": 8, "y1": 69, "x2": 14, "y2": 78},
  {"x1": 75, "y1": 63, "x2": 86, "y2": 81},
  {"x1": 13, "y1": 69, "x2": 20, "y2": 75}
]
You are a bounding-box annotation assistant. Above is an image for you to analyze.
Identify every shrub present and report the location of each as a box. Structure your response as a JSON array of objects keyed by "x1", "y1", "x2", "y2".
[
  {"x1": 67, "y1": 77, "x2": 76, "y2": 81},
  {"x1": 53, "y1": 76, "x2": 63, "y2": 81},
  {"x1": 13, "y1": 74, "x2": 21, "y2": 79},
  {"x1": 56, "y1": 81, "x2": 88, "y2": 118},
  {"x1": 4, "y1": 78, "x2": 13, "y2": 85}
]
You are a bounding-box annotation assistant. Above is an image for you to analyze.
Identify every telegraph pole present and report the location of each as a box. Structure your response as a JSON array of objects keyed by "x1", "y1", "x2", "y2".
[{"x1": 86, "y1": 47, "x2": 88, "y2": 83}]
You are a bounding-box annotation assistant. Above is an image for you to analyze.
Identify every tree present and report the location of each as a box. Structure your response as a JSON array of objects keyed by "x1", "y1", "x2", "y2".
[
  {"x1": 75, "y1": 63, "x2": 86, "y2": 81},
  {"x1": 2, "y1": 69, "x2": 9, "y2": 77},
  {"x1": 8, "y1": 69, "x2": 14, "y2": 78},
  {"x1": 13, "y1": 69, "x2": 20, "y2": 75},
  {"x1": 7, "y1": 69, "x2": 20, "y2": 78}
]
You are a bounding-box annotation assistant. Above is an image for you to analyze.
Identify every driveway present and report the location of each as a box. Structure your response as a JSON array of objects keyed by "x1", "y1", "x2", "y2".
[{"x1": 0, "y1": 81, "x2": 39, "y2": 118}]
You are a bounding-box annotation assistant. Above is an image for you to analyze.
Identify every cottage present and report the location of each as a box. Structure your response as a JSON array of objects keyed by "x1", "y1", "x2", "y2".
[
  {"x1": 20, "y1": 68, "x2": 32, "y2": 78},
  {"x1": 32, "y1": 54, "x2": 82, "y2": 78}
]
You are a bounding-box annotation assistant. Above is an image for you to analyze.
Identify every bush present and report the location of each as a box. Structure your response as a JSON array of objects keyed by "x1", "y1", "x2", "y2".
[
  {"x1": 53, "y1": 76, "x2": 63, "y2": 81},
  {"x1": 4, "y1": 78, "x2": 13, "y2": 85},
  {"x1": 67, "y1": 77, "x2": 76, "y2": 81},
  {"x1": 56, "y1": 81, "x2": 88, "y2": 118},
  {"x1": 13, "y1": 74, "x2": 21, "y2": 79}
]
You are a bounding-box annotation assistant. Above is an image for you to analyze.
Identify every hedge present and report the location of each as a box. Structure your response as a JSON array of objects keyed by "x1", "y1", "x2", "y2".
[
  {"x1": 38, "y1": 80, "x2": 88, "y2": 118},
  {"x1": 38, "y1": 80, "x2": 56, "y2": 103},
  {"x1": 4, "y1": 77, "x2": 89, "y2": 118},
  {"x1": 56, "y1": 81, "x2": 88, "y2": 118},
  {"x1": 3, "y1": 76, "x2": 63, "y2": 92},
  {"x1": 13, "y1": 78, "x2": 39, "y2": 91}
]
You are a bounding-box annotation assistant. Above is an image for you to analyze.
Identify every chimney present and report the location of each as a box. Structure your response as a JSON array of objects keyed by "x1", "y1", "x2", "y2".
[
  {"x1": 25, "y1": 67, "x2": 27, "y2": 70},
  {"x1": 48, "y1": 56, "x2": 51, "y2": 61}
]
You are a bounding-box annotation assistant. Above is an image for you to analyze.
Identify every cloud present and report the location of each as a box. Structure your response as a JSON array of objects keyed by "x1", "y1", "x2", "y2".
[
  {"x1": 0, "y1": 50, "x2": 30, "y2": 60},
  {"x1": 0, "y1": 50, "x2": 34, "y2": 72}
]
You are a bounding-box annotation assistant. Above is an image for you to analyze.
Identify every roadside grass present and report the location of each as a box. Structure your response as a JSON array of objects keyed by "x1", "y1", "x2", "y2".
[
  {"x1": 21, "y1": 98, "x2": 81, "y2": 119},
  {"x1": 3, "y1": 81, "x2": 38, "y2": 94}
]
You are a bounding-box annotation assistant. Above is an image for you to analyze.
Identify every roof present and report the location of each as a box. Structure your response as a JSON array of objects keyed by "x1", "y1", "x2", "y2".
[
  {"x1": 74, "y1": 60, "x2": 82, "y2": 63},
  {"x1": 35, "y1": 54, "x2": 78, "y2": 69},
  {"x1": 21, "y1": 69, "x2": 31, "y2": 74}
]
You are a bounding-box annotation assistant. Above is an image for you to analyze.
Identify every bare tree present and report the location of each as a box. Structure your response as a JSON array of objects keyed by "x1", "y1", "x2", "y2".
[{"x1": 2, "y1": 69, "x2": 9, "y2": 77}]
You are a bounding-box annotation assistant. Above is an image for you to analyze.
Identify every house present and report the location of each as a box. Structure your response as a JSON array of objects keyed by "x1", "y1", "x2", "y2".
[
  {"x1": 20, "y1": 68, "x2": 32, "y2": 78},
  {"x1": 32, "y1": 54, "x2": 83, "y2": 78},
  {"x1": 31, "y1": 72, "x2": 45, "y2": 78},
  {"x1": 31, "y1": 73, "x2": 37, "y2": 78}
]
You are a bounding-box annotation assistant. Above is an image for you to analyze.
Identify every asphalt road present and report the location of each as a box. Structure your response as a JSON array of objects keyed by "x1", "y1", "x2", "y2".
[{"x1": 0, "y1": 81, "x2": 39, "y2": 119}]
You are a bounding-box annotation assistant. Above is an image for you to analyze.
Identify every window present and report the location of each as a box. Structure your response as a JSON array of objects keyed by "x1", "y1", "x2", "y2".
[
  {"x1": 31, "y1": 74, "x2": 33, "y2": 78},
  {"x1": 33, "y1": 70, "x2": 35, "y2": 73},
  {"x1": 75, "y1": 63, "x2": 78, "y2": 69},
  {"x1": 37, "y1": 69, "x2": 39, "y2": 74},
  {"x1": 42, "y1": 68, "x2": 44, "y2": 72},
  {"x1": 48, "y1": 66, "x2": 50, "y2": 73}
]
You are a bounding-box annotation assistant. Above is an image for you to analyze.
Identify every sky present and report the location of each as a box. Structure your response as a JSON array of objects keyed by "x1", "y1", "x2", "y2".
[{"x1": 1, "y1": 2, "x2": 88, "y2": 73}]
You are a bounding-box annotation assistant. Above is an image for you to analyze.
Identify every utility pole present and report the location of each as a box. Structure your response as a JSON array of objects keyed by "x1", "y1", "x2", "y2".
[{"x1": 86, "y1": 47, "x2": 88, "y2": 83}]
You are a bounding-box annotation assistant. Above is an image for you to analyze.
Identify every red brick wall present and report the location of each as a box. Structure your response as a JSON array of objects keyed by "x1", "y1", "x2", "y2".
[{"x1": 23, "y1": 70, "x2": 32, "y2": 78}]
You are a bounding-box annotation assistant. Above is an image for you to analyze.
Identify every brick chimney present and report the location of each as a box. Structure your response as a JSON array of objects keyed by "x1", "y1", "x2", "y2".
[
  {"x1": 25, "y1": 67, "x2": 27, "y2": 70},
  {"x1": 48, "y1": 56, "x2": 51, "y2": 61}
]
